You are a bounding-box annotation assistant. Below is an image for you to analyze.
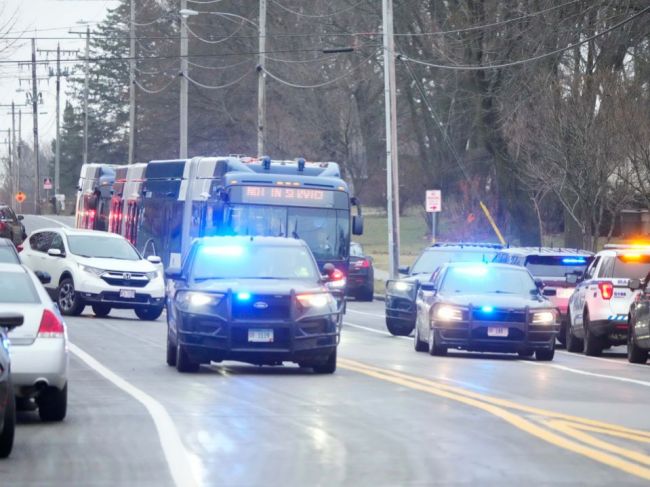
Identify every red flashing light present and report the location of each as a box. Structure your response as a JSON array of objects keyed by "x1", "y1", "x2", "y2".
[
  {"x1": 38, "y1": 309, "x2": 65, "y2": 338},
  {"x1": 598, "y1": 282, "x2": 614, "y2": 300}
]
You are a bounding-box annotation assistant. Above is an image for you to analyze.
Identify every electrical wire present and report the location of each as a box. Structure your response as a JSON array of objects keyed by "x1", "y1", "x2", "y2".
[
  {"x1": 187, "y1": 58, "x2": 250, "y2": 71},
  {"x1": 262, "y1": 52, "x2": 376, "y2": 89},
  {"x1": 183, "y1": 20, "x2": 247, "y2": 45},
  {"x1": 266, "y1": 53, "x2": 338, "y2": 64},
  {"x1": 399, "y1": 5, "x2": 650, "y2": 71},
  {"x1": 269, "y1": 0, "x2": 366, "y2": 19},
  {"x1": 183, "y1": 67, "x2": 255, "y2": 89},
  {"x1": 187, "y1": 0, "x2": 226, "y2": 4},
  {"x1": 134, "y1": 76, "x2": 177, "y2": 94}
]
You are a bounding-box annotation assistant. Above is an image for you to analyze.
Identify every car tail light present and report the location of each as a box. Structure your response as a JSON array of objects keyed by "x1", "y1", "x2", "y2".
[
  {"x1": 353, "y1": 259, "x2": 370, "y2": 269},
  {"x1": 598, "y1": 281, "x2": 614, "y2": 300},
  {"x1": 38, "y1": 309, "x2": 65, "y2": 338},
  {"x1": 331, "y1": 268, "x2": 345, "y2": 281},
  {"x1": 16, "y1": 244, "x2": 23, "y2": 253},
  {"x1": 0, "y1": 222, "x2": 6, "y2": 231}
]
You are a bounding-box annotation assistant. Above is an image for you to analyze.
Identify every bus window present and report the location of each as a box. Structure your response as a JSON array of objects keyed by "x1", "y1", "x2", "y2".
[{"x1": 227, "y1": 205, "x2": 287, "y2": 237}]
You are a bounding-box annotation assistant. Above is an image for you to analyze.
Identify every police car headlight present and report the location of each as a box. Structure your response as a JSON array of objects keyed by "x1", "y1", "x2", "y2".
[
  {"x1": 175, "y1": 291, "x2": 223, "y2": 312},
  {"x1": 532, "y1": 311, "x2": 556, "y2": 325},
  {"x1": 434, "y1": 305, "x2": 464, "y2": 322},
  {"x1": 297, "y1": 293, "x2": 333, "y2": 308},
  {"x1": 80, "y1": 264, "x2": 104, "y2": 277},
  {"x1": 389, "y1": 281, "x2": 414, "y2": 294}
]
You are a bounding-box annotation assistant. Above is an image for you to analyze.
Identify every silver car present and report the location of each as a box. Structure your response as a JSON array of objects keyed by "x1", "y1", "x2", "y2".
[{"x1": 2, "y1": 263, "x2": 69, "y2": 421}]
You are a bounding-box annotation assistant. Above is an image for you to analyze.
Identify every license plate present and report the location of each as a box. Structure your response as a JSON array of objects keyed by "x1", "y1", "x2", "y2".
[
  {"x1": 248, "y1": 328, "x2": 274, "y2": 343},
  {"x1": 487, "y1": 327, "x2": 508, "y2": 337},
  {"x1": 119, "y1": 289, "x2": 136, "y2": 299}
]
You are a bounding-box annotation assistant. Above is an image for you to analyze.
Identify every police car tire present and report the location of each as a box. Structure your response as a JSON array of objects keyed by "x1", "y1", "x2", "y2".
[
  {"x1": 536, "y1": 348, "x2": 555, "y2": 361},
  {"x1": 166, "y1": 331, "x2": 177, "y2": 367},
  {"x1": 386, "y1": 318, "x2": 414, "y2": 336},
  {"x1": 428, "y1": 329, "x2": 447, "y2": 356},
  {"x1": 176, "y1": 344, "x2": 200, "y2": 373},
  {"x1": 313, "y1": 349, "x2": 337, "y2": 374},
  {"x1": 557, "y1": 322, "x2": 567, "y2": 346},
  {"x1": 92, "y1": 304, "x2": 111, "y2": 317},
  {"x1": 37, "y1": 384, "x2": 67, "y2": 422},
  {"x1": 413, "y1": 326, "x2": 428, "y2": 352},
  {"x1": 583, "y1": 311, "x2": 603, "y2": 357},
  {"x1": 565, "y1": 313, "x2": 583, "y2": 353},
  {"x1": 135, "y1": 306, "x2": 164, "y2": 321},
  {"x1": 0, "y1": 380, "x2": 16, "y2": 458},
  {"x1": 627, "y1": 328, "x2": 648, "y2": 364}
]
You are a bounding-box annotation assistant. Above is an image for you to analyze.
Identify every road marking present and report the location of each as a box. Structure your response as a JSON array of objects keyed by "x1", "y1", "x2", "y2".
[
  {"x1": 340, "y1": 358, "x2": 650, "y2": 481},
  {"x1": 69, "y1": 342, "x2": 198, "y2": 487},
  {"x1": 524, "y1": 361, "x2": 650, "y2": 388},
  {"x1": 558, "y1": 350, "x2": 650, "y2": 369},
  {"x1": 346, "y1": 308, "x2": 386, "y2": 318},
  {"x1": 344, "y1": 321, "x2": 411, "y2": 339},
  {"x1": 31, "y1": 215, "x2": 72, "y2": 228}
]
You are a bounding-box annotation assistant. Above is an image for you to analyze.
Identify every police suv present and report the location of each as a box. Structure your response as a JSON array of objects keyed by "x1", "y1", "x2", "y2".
[{"x1": 566, "y1": 244, "x2": 650, "y2": 355}]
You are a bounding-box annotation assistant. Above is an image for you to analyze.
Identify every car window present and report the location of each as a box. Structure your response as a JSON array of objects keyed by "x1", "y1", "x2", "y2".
[
  {"x1": 0, "y1": 246, "x2": 19, "y2": 264},
  {"x1": 440, "y1": 265, "x2": 537, "y2": 296},
  {"x1": 67, "y1": 235, "x2": 141, "y2": 261},
  {"x1": 0, "y1": 208, "x2": 13, "y2": 221},
  {"x1": 29, "y1": 231, "x2": 55, "y2": 253},
  {"x1": 50, "y1": 234, "x2": 65, "y2": 253},
  {"x1": 611, "y1": 255, "x2": 650, "y2": 280},
  {"x1": 524, "y1": 255, "x2": 591, "y2": 278},
  {"x1": 411, "y1": 249, "x2": 497, "y2": 275},
  {"x1": 584, "y1": 257, "x2": 600, "y2": 280},
  {"x1": 598, "y1": 257, "x2": 615, "y2": 278},
  {"x1": 0, "y1": 272, "x2": 39, "y2": 303}
]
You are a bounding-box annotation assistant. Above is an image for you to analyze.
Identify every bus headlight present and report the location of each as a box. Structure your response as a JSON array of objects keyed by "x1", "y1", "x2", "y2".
[
  {"x1": 532, "y1": 311, "x2": 556, "y2": 325},
  {"x1": 175, "y1": 291, "x2": 223, "y2": 312}
]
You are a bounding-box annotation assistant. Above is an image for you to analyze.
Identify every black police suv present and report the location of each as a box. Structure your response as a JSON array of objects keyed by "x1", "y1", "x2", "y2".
[
  {"x1": 347, "y1": 242, "x2": 375, "y2": 301},
  {"x1": 413, "y1": 262, "x2": 558, "y2": 360},
  {"x1": 385, "y1": 242, "x2": 502, "y2": 336},
  {"x1": 165, "y1": 236, "x2": 344, "y2": 374},
  {"x1": 1, "y1": 313, "x2": 23, "y2": 458}
]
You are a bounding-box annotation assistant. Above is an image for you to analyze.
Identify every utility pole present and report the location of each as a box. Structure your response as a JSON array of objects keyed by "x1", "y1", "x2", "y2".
[
  {"x1": 83, "y1": 26, "x2": 90, "y2": 166},
  {"x1": 0, "y1": 102, "x2": 17, "y2": 198},
  {"x1": 257, "y1": 0, "x2": 267, "y2": 157},
  {"x1": 5, "y1": 129, "x2": 12, "y2": 199},
  {"x1": 179, "y1": 0, "x2": 189, "y2": 159},
  {"x1": 129, "y1": 0, "x2": 136, "y2": 164},
  {"x1": 382, "y1": 0, "x2": 400, "y2": 279},
  {"x1": 31, "y1": 38, "x2": 41, "y2": 215},
  {"x1": 17, "y1": 109, "x2": 21, "y2": 200}
]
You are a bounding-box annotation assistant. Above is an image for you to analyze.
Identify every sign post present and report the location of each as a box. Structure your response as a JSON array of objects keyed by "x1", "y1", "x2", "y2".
[{"x1": 425, "y1": 190, "x2": 442, "y2": 243}]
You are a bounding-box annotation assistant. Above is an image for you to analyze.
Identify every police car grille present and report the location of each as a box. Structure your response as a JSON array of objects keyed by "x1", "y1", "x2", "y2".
[
  {"x1": 471, "y1": 309, "x2": 526, "y2": 323},
  {"x1": 232, "y1": 295, "x2": 291, "y2": 320}
]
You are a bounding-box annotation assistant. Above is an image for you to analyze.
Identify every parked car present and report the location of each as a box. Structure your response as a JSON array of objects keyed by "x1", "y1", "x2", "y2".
[
  {"x1": 0, "y1": 313, "x2": 23, "y2": 458},
  {"x1": 0, "y1": 205, "x2": 26, "y2": 246},
  {"x1": 385, "y1": 242, "x2": 502, "y2": 336},
  {"x1": 493, "y1": 247, "x2": 593, "y2": 345},
  {"x1": 624, "y1": 276, "x2": 650, "y2": 364},
  {"x1": 0, "y1": 238, "x2": 21, "y2": 264},
  {"x1": 1, "y1": 264, "x2": 68, "y2": 422},
  {"x1": 347, "y1": 242, "x2": 374, "y2": 301},
  {"x1": 20, "y1": 228, "x2": 165, "y2": 320}
]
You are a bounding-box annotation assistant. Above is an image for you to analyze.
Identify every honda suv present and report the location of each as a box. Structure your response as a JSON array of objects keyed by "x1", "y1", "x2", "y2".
[{"x1": 20, "y1": 228, "x2": 165, "y2": 320}]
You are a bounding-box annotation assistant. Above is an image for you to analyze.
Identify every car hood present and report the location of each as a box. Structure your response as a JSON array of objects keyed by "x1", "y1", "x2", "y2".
[
  {"x1": 396, "y1": 275, "x2": 425, "y2": 283},
  {"x1": 75, "y1": 256, "x2": 155, "y2": 273},
  {"x1": 188, "y1": 278, "x2": 327, "y2": 295},
  {"x1": 438, "y1": 293, "x2": 551, "y2": 310}
]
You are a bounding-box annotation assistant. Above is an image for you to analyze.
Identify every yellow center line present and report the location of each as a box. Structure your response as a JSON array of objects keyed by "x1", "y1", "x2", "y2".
[{"x1": 339, "y1": 358, "x2": 650, "y2": 481}]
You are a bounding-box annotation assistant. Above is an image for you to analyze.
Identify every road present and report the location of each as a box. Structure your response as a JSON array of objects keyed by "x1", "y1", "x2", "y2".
[{"x1": 2, "y1": 214, "x2": 649, "y2": 486}]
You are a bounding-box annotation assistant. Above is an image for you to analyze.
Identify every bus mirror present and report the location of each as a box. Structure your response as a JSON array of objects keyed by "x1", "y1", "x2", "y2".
[
  {"x1": 165, "y1": 267, "x2": 184, "y2": 281},
  {"x1": 352, "y1": 215, "x2": 364, "y2": 235}
]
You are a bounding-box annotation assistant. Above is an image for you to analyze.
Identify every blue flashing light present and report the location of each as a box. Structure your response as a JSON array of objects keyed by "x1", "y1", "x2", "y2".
[
  {"x1": 201, "y1": 245, "x2": 244, "y2": 257},
  {"x1": 481, "y1": 306, "x2": 494, "y2": 313},
  {"x1": 236, "y1": 292, "x2": 251, "y2": 301},
  {"x1": 562, "y1": 257, "x2": 587, "y2": 265},
  {"x1": 452, "y1": 265, "x2": 489, "y2": 277}
]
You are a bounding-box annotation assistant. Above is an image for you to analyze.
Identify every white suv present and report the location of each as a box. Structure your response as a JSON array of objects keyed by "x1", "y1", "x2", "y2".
[
  {"x1": 21, "y1": 228, "x2": 165, "y2": 320},
  {"x1": 566, "y1": 245, "x2": 650, "y2": 355}
]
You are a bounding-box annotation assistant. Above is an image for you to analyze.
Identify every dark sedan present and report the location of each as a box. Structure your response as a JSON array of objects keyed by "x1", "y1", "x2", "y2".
[
  {"x1": 347, "y1": 242, "x2": 374, "y2": 301},
  {"x1": 413, "y1": 263, "x2": 558, "y2": 360},
  {"x1": 1, "y1": 313, "x2": 23, "y2": 458},
  {"x1": 165, "y1": 236, "x2": 344, "y2": 374},
  {"x1": 626, "y1": 277, "x2": 650, "y2": 364}
]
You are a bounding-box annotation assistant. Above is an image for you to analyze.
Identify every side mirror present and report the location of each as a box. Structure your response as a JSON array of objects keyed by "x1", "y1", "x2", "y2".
[
  {"x1": 17, "y1": 215, "x2": 24, "y2": 221},
  {"x1": 542, "y1": 288, "x2": 557, "y2": 297},
  {"x1": 628, "y1": 278, "x2": 642, "y2": 291},
  {"x1": 352, "y1": 215, "x2": 364, "y2": 235},
  {"x1": 147, "y1": 255, "x2": 162, "y2": 265},
  {"x1": 398, "y1": 265, "x2": 410, "y2": 275},
  {"x1": 0, "y1": 313, "x2": 24, "y2": 331},
  {"x1": 420, "y1": 282, "x2": 436, "y2": 293},
  {"x1": 47, "y1": 248, "x2": 64, "y2": 258},
  {"x1": 35, "y1": 271, "x2": 52, "y2": 285},
  {"x1": 165, "y1": 267, "x2": 184, "y2": 281}
]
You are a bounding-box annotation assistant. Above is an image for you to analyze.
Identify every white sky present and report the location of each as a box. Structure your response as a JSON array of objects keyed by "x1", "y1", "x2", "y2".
[{"x1": 0, "y1": 0, "x2": 120, "y2": 155}]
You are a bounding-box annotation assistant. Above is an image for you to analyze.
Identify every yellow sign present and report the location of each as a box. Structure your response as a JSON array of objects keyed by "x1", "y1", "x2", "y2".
[{"x1": 15, "y1": 191, "x2": 26, "y2": 203}]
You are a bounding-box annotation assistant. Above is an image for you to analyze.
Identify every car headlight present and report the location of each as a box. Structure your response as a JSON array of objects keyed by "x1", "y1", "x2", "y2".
[
  {"x1": 80, "y1": 264, "x2": 104, "y2": 277},
  {"x1": 390, "y1": 281, "x2": 414, "y2": 293},
  {"x1": 434, "y1": 305, "x2": 464, "y2": 322},
  {"x1": 296, "y1": 293, "x2": 333, "y2": 308},
  {"x1": 146, "y1": 270, "x2": 160, "y2": 280},
  {"x1": 175, "y1": 291, "x2": 223, "y2": 312},
  {"x1": 532, "y1": 310, "x2": 556, "y2": 325}
]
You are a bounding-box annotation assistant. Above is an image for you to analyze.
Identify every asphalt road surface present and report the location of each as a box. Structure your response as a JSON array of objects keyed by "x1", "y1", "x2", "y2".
[{"x1": 2, "y1": 215, "x2": 650, "y2": 486}]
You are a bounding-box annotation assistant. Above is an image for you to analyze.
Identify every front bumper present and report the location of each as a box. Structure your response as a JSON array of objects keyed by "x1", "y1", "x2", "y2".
[
  {"x1": 10, "y1": 338, "x2": 68, "y2": 395},
  {"x1": 78, "y1": 291, "x2": 165, "y2": 309},
  {"x1": 385, "y1": 295, "x2": 416, "y2": 323},
  {"x1": 75, "y1": 272, "x2": 165, "y2": 309}
]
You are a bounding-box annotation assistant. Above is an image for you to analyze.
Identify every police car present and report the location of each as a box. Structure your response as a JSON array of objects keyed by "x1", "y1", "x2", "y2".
[
  {"x1": 566, "y1": 244, "x2": 650, "y2": 355},
  {"x1": 165, "y1": 236, "x2": 343, "y2": 373}
]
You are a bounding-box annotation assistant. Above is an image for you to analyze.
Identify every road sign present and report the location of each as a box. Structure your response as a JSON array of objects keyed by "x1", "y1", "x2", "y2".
[
  {"x1": 426, "y1": 190, "x2": 441, "y2": 213},
  {"x1": 15, "y1": 192, "x2": 26, "y2": 204},
  {"x1": 43, "y1": 177, "x2": 53, "y2": 190}
]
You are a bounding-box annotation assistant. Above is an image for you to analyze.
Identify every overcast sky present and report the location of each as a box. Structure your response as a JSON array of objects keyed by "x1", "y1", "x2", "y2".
[{"x1": 0, "y1": 0, "x2": 120, "y2": 153}]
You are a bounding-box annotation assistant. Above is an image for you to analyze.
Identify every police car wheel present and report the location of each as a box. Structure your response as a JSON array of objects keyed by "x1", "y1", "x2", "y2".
[
  {"x1": 627, "y1": 326, "x2": 648, "y2": 364},
  {"x1": 313, "y1": 349, "x2": 337, "y2": 374},
  {"x1": 0, "y1": 380, "x2": 16, "y2": 458},
  {"x1": 535, "y1": 347, "x2": 555, "y2": 361},
  {"x1": 413, "y1": 325, "x2": 428, "y2": 352},
  {"x1": 565, "y1": 312, "x2": 583, "y2": 353},
  {"x1": 557, "y1": 322, "x2": 567, "y2": 347},
  {"x1": 428, "y1": 329, "x2": 447, "y2": 356},
  {"x1": 176, "y1": 344, "x2": 200, "y2": 373},
  {"x1": 583, "y1": 311, "x2": 603, "y2": 357},
  {"x1": 386, "y1": 318, "x2": 413, "y2": 336},
  {"x1": 166, "y1": 330, "x2": 177, "y2": 367}
]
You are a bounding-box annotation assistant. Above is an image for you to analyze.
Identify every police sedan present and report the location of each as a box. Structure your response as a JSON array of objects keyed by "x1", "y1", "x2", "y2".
[
  {"x1": 165, "y1": 237, "x2": 343, "y2": 374},
  {"x1": 413, "y1": 262, "x2": 558, "y2": 360}
]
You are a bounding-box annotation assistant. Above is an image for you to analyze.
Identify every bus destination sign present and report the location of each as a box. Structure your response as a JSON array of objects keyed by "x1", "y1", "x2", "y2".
[{"x1": 239, "y1": 186, "x2": 335, "y2": 208}]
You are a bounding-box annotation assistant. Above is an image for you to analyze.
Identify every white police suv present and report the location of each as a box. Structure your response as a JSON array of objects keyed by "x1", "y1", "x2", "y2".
[{"x1": 566, "y1": 244, "x2": 650, "y2": 355}]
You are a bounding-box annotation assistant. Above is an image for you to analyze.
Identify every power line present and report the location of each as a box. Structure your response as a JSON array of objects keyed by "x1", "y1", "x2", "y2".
[
  {"x1": 399, "y1": 5, "x2": 650, "y2": 71},
  {"x1": 187, "y1": 58, "x2": 250, "y2": 70},
  {"x1": 269, "y1": 0, "x2": 366, "y2": 19},
  {"x1": 134, "y1": 77, "x2": 178, "y2": 94},
  {"x1": 183, "y1": 68, "x2": 256, "y2": 90}
]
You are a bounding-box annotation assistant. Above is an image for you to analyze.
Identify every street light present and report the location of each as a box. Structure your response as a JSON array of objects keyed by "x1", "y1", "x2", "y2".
[{"x1": 179, "y1": 3, "x2": 198, "y2": 159}]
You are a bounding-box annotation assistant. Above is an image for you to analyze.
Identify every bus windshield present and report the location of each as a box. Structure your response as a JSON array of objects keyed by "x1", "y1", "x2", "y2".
[{"x1": 225, "y1": 204, "x2": 350, "y2": 262}]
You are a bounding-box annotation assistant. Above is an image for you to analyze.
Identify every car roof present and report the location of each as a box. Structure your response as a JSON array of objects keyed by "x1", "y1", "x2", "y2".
[
  {"x1": 496, "y1": 247, "x2": 593, "y2": 257},
  {"x1": 596, "y1": 247, "x2": 650, "y2": 257},
  {"x1": 33, "y1": 227, "x2": 124, "y2": 238},
  {"x1": 194, "y1": 236, "x2": 307, "y2": 247},
  {"x1": 425, "y1": 242, "x2": 502, "y2": 251},
  {"x1": 443, "y1": 262, "x2": 524, "y2": 270}
]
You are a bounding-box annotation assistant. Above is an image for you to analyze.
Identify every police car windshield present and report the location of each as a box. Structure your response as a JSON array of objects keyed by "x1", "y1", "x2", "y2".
[
  {"x1": 191, "y1": 244, "x2": 319, "y2": 281},
  {"x1": 440, "y1": 266, "x2": 537, "y2": 295},
  {"x1": 67, "y1": 235, "x2": 141, "y2": 261},
  {"x1": 525, "y1": 255, "x2": 590, "y2": 279},
  {"x1": 411, "y1": 249, "x2": 497, "y2": 275},
  {"x1": 613, "y1": 255, "x2": 650, "y2": 279}
]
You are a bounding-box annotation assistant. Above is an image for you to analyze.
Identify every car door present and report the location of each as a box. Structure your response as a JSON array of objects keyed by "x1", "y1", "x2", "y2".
[
  {"x1": 4, "y1": 208, "x2": 23, "y2": 245},
  {"x1": 631, "y1": 281, "x2": 650, "y2": 349},
  {"x1": 570, "y1": 256, "x2": 600, "y2": 330},
  {"x1": 21, "y1": 231, "x2": 56, "y2": 290},
  {"x1": 41, "y1": 232, "x2": 67, "y2": 287}
]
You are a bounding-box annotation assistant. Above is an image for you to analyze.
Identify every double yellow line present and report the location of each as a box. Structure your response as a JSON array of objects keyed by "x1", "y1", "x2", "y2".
[{"x1": 339, "y1": 358, "x2": 650, "y2": 480}]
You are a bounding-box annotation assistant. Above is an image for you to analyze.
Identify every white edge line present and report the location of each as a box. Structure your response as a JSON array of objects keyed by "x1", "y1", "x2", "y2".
[
  {"x1": 68, "y1": 342, "x2": 198, "y2": 487},
  {"x1": 557, "y1": 350, "x2": 650, "y2": 370},
  {"x1": 344, "y1": 321, "x2": 411, "y2": 340},
  {"x1": 523, "y1": 360, "x2": 650, "y2": 388},
  {"x1": 346, "y1": 309, "x2": 386, "y2": 318}
]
